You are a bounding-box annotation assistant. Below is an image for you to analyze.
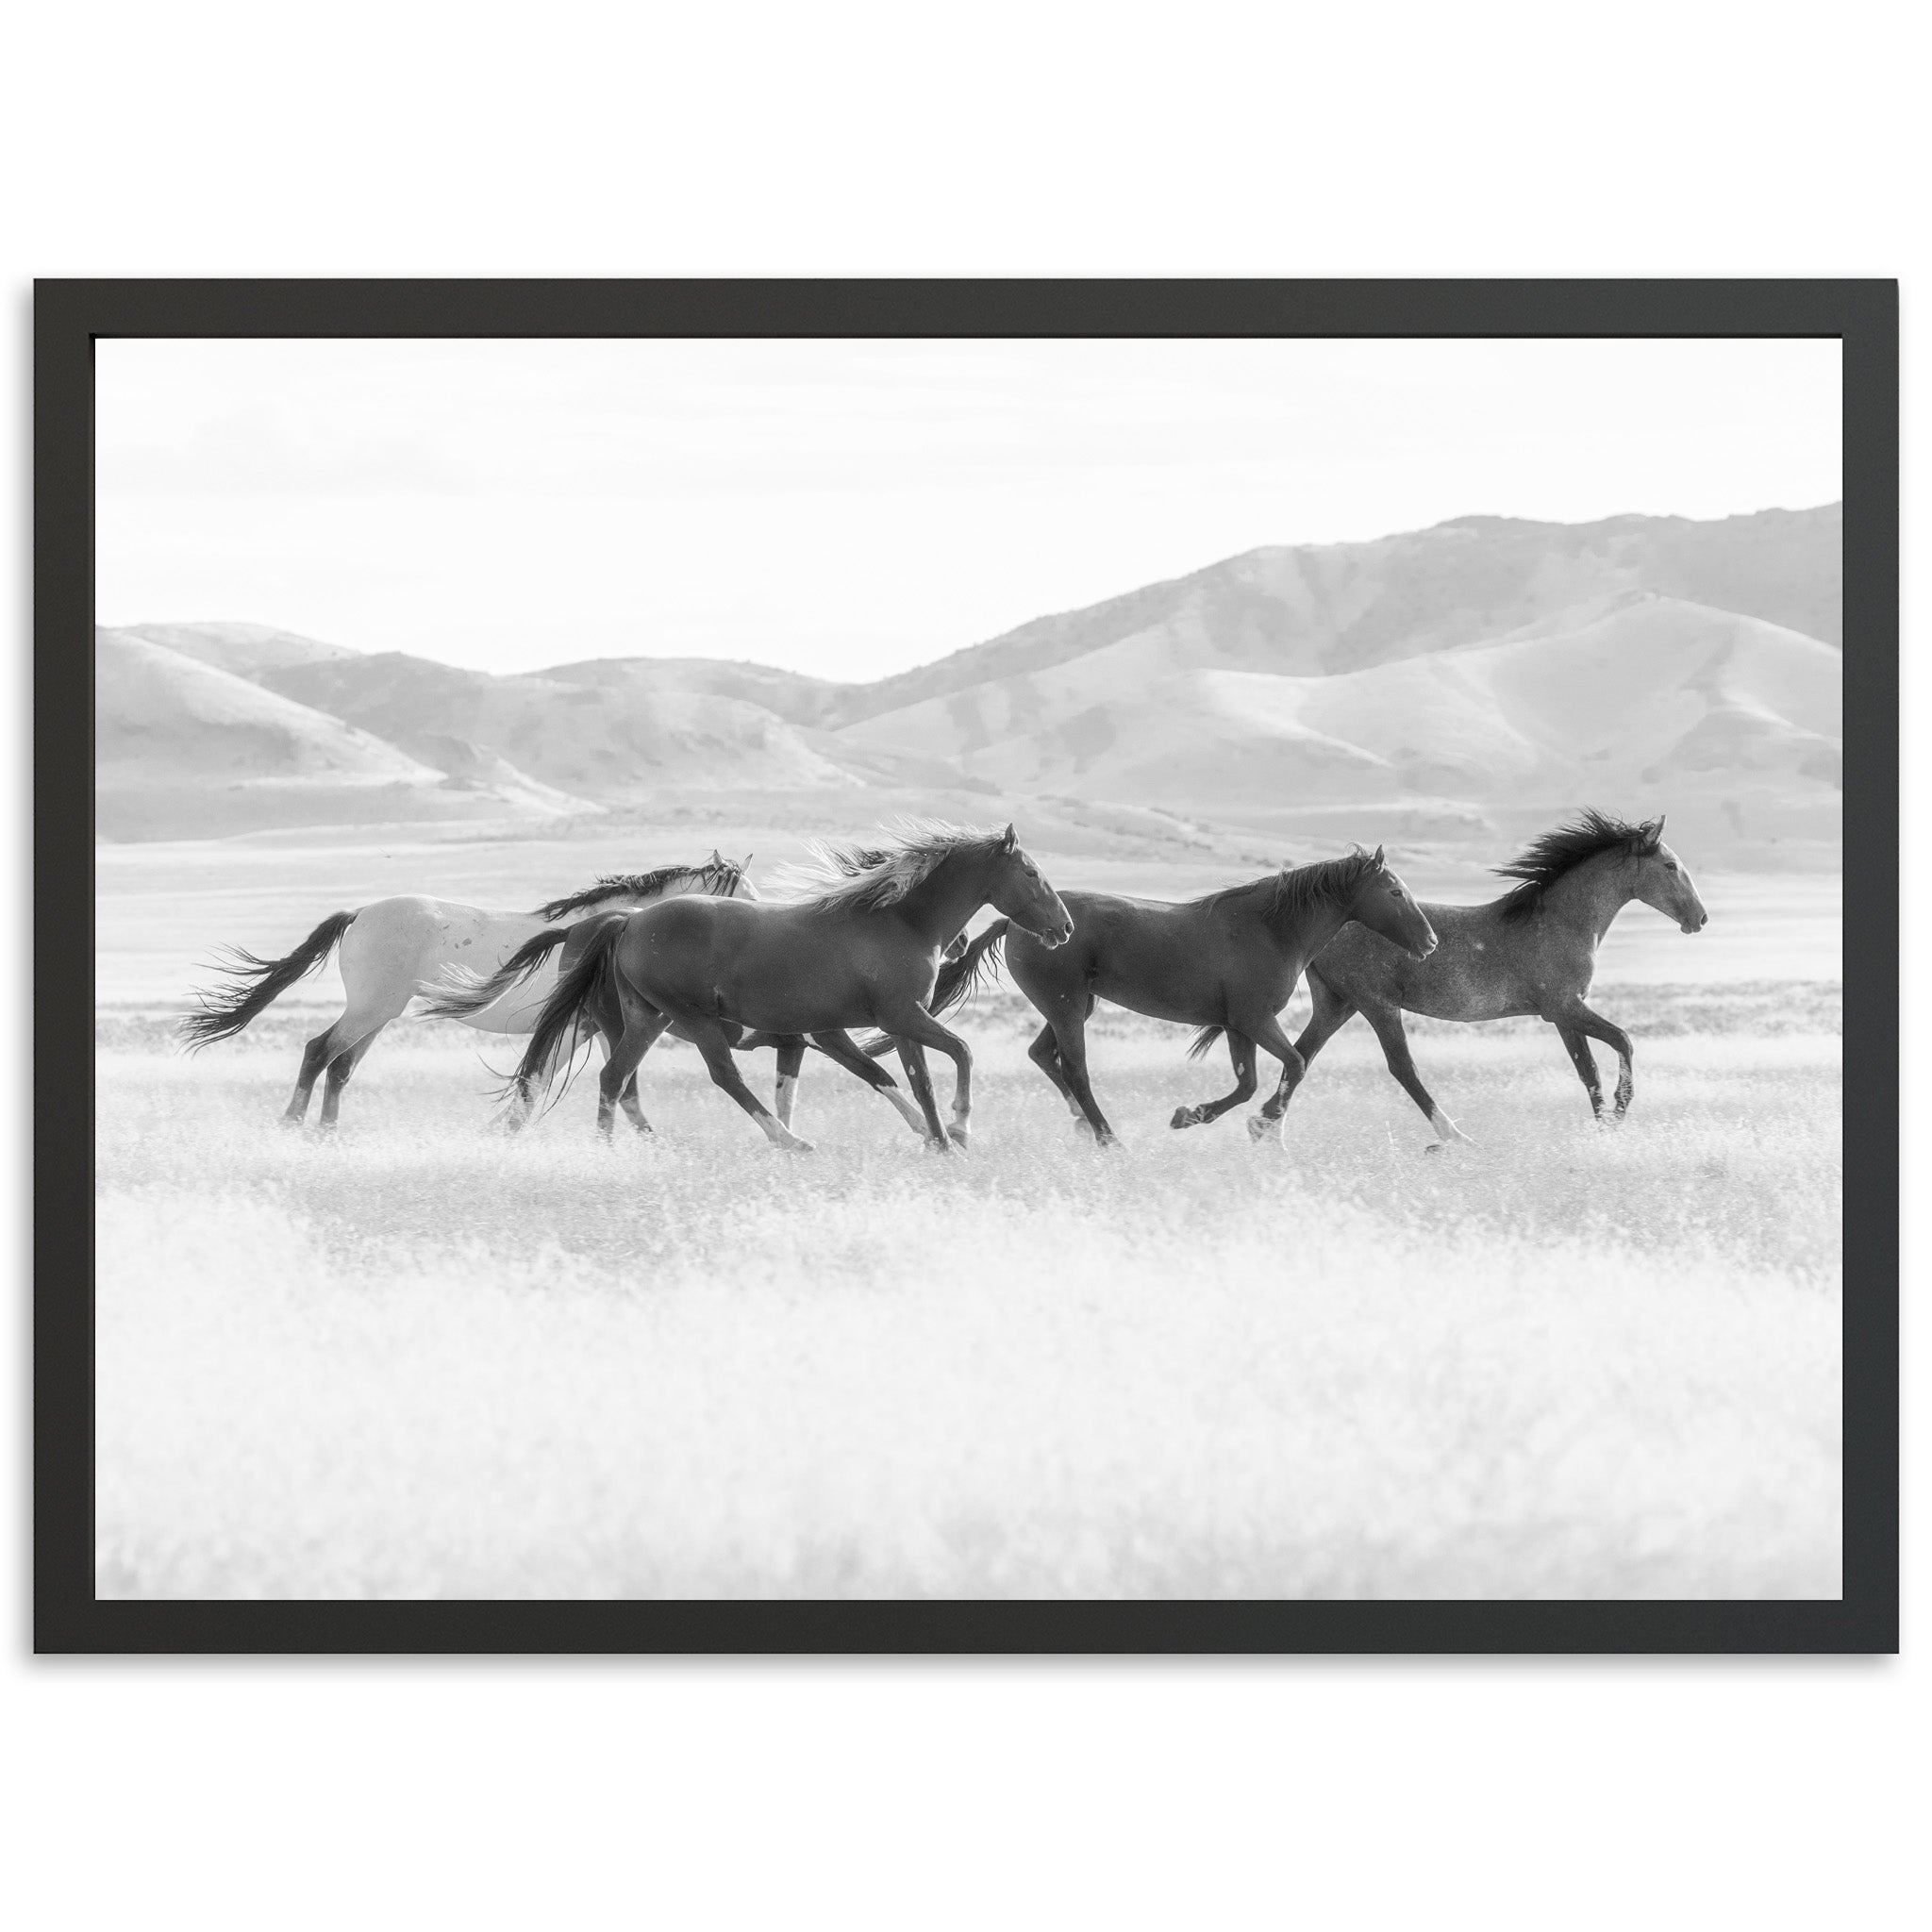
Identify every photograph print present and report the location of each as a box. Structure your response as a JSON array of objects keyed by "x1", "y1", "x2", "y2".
[{"x1": 57, "y1": 287, "x2": 1887, "y2": 1642}]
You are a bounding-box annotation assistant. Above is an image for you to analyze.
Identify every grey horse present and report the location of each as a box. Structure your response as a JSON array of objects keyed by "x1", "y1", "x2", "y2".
[{"x1": 1264, "y1": 811, "x2": 1708, "y2": 1146}]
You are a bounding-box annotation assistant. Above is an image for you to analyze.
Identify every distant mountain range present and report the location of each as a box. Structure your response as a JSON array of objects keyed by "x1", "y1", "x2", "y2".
[{"x1": 95, "y1": 503, "x2": 1841, "y2": 854}]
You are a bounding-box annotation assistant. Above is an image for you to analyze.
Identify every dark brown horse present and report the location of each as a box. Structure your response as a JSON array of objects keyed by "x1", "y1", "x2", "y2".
[
  {"x1": 917, "y1": 847, "x2": 1437, "y2": 1146},
  {"x1": 499, "y1": 823, "x2": 1072, "y2": 1151},
  {"x1": 1275, "y1": 810, "x2": 1709, "y2": 1147},
  {"x1": 425, "y1": 914, "x2": 972, "y2": 1141}
]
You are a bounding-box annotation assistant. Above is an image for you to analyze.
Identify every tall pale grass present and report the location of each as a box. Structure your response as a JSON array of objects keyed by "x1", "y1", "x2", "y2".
[{"x1": 96, "y1": 1025, "x2": 1840, "y2": 1599}]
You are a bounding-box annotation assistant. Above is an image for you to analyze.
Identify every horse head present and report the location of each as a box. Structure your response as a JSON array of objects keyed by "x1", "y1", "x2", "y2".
[
  {"x1": 1628, "y1": 817, "x2": 1707, "y2": 933},
  {"x1": 988, "y1": 824, "x2": 1074, "y2": 948},
  {"x1": 1350, "y1": 847, "x2": 1438, "y2": 960},
  {"x1": 708, "y1": 850, "x2": 760, "y2": 901}
]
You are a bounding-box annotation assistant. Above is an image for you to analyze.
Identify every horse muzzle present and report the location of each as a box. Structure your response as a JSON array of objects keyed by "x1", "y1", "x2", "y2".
[
  {"x1": 1681, "y1": 912, "x2": 1708, "y2": 934},
  {"x1": 1036, "y1": 918, "x2": 1075, "y2": 949}
]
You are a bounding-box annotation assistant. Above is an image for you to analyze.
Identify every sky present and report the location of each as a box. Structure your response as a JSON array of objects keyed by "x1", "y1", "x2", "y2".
[{"x1": 95, "y1": 338, "x2": 1842, "y2": 684}]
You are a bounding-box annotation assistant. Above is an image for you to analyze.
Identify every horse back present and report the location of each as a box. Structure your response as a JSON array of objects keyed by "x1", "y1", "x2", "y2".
[
  {"x1": 342, "y1": 895, "x2": 548, "y2": 975},
  {"x1": 1008, "y1": 888, "x2": 1289, "y2": 1025},
  {"x1": 1312, "y1": 900, "x2": 1591, "y2": 1023},
  {"x1": 614, "y1": 895, "x2": 935, "y2": 1029}
]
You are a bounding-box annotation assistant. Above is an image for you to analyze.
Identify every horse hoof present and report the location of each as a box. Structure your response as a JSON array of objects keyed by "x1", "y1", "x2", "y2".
[
  {"x1": 1245, "y1": 1114, "x2": 1274, "y2": 1143},
  {"x1": 1170, "y1": 1108, "x2": 1195, "y2": 1130},
  {"x1": 950, "y1": 1125, "x2": 972, "y2": 1150}
]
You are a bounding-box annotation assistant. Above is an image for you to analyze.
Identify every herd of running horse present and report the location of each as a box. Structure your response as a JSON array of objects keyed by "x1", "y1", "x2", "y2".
[{"x1": 182, "y1": 808, "x2": 1709, "y2": 1154}]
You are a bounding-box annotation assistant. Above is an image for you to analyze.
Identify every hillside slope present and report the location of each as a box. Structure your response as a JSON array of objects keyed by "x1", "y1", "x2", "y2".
[
  {"x1": 97, "y1": 503, "x2": 1840, "y2": 852},
  {"x1": 828, "y1": 503, "x2": 1841, "y2": 728},
  {"x1": 839, "y1": 597, "x2": 1840, "y2": 846},
  {"x1": 263, "y1": 651, "x2": 869, "y2": 799},
  {"x1": 94, "y1": 631, "x2": 597, "y2": 839},
  {"x1": 113, "y1": 620, "x2": 359, "y2": 680}
]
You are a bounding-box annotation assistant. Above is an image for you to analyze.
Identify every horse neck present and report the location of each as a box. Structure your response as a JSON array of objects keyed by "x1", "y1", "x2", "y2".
[
  {"x1": 1537, "y1": 852, "x2": 1634, "y2": 944},
  {"x1": 1291, "y1": 889, "x2": 1359, "y2": 959},
  {"x1": 891, "y1": 848, "x2": 995, "y2": 947}
]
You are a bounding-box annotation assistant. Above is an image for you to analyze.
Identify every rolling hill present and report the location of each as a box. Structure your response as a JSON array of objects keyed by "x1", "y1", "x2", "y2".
[
  {"x1": 95, "y1": 503, "x2": 1841, "y2": 854},
  {"x1": 835, "y1": 596, "x2": 1839, "y2": 850},
  {"x1": 112, "y1": 620, "x2": 358, "y2": 680},
  {"x1": 94, "y1": 630, "x2": 598, "y2": 839},
  {"x1": 259, "y1": 652, "x2": 872, "y2": 800},
  {"x1": 819, "y1": 502, "x2": 1842, "y2": 729}
]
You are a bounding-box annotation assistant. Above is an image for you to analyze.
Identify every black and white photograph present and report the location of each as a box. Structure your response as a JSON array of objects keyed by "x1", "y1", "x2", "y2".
[{"x1": 74, "y1": 311, "x2": 1862, "y2": 1613}]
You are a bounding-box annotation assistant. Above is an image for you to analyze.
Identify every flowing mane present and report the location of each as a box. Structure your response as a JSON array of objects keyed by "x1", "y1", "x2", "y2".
[
  {"x1": 1491, "y1": 810, "x2": 1655, "y2": 922},
  {"x1": 533, "y1": 860, "x2": 739, "y2": 922},
  {"x1": 771, "y1": 821, "x2": 1002, "y2": 915},
  {"x1": 1204, "y1": 848, "x2": 1380, "y2": 935}
]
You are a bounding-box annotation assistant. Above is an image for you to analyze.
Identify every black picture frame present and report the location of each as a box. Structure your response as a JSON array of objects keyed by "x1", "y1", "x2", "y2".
[{"x1": 40, "y1": 278, "x2": 1897, "y2": 1655}]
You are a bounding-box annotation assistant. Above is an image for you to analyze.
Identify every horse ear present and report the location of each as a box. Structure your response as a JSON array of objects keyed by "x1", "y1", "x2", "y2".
[
  {"x1": 1640, "y1": 816, "x2": 1665, "y2": 851},
  {"x1": 1372, "y1": 844, "x2": 1386, "y2": 866},
  {"x1": 1002, "y1": 823, "x2": 1017, "y2": 852},
  {"x1": 708, "y1": 848, "x2": 724, "y2": 865}
]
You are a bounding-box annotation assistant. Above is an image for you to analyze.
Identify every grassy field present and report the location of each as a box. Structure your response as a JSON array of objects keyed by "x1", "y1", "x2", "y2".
[{"x1": 95, "y1": 965, "x2": 1841, "y2": 1599}]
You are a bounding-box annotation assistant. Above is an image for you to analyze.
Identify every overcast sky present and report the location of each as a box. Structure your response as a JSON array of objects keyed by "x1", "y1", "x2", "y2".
[{"x1": 95, "y1": 338, "x2": 1841, "y2": 684}]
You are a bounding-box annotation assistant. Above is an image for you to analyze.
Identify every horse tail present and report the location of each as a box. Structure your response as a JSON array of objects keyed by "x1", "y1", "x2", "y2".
[
  {"x1": 178, "y1": 909, "x2": 356, "y2": 1050},
  {"x1": 507, "y1": 915, "x2": 628, "y2": 1104},
  {"x1": 858, "y1": 919, "x2": 1009, "y2": 1058},
  {"x1": 416, "y1": 926, "x2": 571, "y2": 1021},
  {"x1": 1187, "y1": 1025, "x2": 1224, "y2": 1061}
]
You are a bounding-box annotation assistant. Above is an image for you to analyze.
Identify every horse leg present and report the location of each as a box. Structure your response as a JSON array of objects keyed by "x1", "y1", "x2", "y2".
[
  {"x1": 1360, "y1": 1003, "x2": 1471, "y2": 1149},
  {"x1": 1554, "y1": 1024, "x2": 1607, "y2": 1121},
  {"x1": 316, "y1": 1022, "x2": 390, "y2": 1131},
  {"x1": 612, "y1": 1072, "x2": 652, "y2": 1136},
  {"x1": 675, "y1": 1013, "x2": 814, "y2": 1150},
  {"x1": 1566, "y1": 1002, "x2": 1636, "y2": 1119},
  {"x1": 608, "y1": 1033, "x2": 655, "y2": 1138},
  {"x1": 584, "y1": 974, "x2": 654, "y2": 1136},
  {"x1": 1241, "y1": 979, "x2": 1356, "y2": 1140},
  {"x1": 807, "y1": 1029, "x2": 928, "y2": 1137},
  {"x1": 888, "y1": 1037, "x2": 952, "y2": 1151},
  {"x1": 283, "y1": 1022, "x2": 341, "y2": 1125},
  {"x1": 1242, "y1": 1009, "x2": 1310, "y2": 1143},
  {"x1": 773, "y1": 1038, "x2": 807, "y2": 1131},
  {"x1": 1172, "y1": 1030, "x2": 1258, "y2": 1130},
  {"x1": 1284, "y1": 974, "x2": 1358, "y2": 1108},
  {"x1": 876, "y1": 1004, "x2": 977, "y2": 1147},
  {"x1": 1026, "y1": 1022, "x2": 1087, "y2": 1124},
  {"x1": 594, "y1": 984, "x2": 671, "y2": 1142},
  {"x1": 1043, "y1": 999, "x2": 1116, "y2": 1146}
]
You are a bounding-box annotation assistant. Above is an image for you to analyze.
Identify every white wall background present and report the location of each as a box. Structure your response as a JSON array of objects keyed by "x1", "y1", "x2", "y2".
[{"x1": 8, "y1": 4, "x2": 1918, "y2": 1928}]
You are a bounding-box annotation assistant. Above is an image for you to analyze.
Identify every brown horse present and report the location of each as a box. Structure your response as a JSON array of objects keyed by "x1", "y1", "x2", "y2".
[
  {"x1": 917, "y1": 847, "x2": 1437, "y2": 1146},
  {"x1": 424, "y1": 915, "x2": 973, "y2": 1141},
  {"x1": 1276, "y1": 810, "x2": 1709, "y2": 1146},
  {"x1": 503, "y1": 823, "x2": 1072, "y2": 1151}
]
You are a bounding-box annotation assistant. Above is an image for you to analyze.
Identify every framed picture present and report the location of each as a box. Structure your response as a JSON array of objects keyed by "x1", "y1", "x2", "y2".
[{"x1": 38, "y1": 279, "x2": 1895, "y2": 1653}]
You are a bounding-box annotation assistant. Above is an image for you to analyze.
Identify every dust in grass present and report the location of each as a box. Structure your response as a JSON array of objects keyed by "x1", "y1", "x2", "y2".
[{"x1": 94, "y1": 1006, "x2": 1842, "y2": 1600}]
